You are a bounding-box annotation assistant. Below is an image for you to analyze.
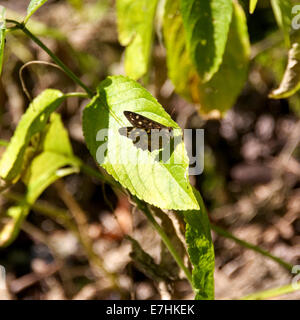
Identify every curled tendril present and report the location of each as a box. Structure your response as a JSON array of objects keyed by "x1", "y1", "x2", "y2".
[{"x1": 19, "y1": 60, "x2": 64, "y2": 101}]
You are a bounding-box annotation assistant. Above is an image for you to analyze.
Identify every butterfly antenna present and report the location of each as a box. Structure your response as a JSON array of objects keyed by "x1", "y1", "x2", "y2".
[{"x1": 170, "y1": 106, "x2": 176, "y2": 120}]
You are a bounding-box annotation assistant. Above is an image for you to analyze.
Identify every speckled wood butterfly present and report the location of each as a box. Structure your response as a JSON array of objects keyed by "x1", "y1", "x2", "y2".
[{"x1": 119, "y1": 111, "x2": 173, "y2": 151}]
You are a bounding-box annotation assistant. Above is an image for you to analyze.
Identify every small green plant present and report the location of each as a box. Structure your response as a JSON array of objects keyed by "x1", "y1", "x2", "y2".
[{"x1": 0, "y1": 0, "x2": 299, "y2": 300}]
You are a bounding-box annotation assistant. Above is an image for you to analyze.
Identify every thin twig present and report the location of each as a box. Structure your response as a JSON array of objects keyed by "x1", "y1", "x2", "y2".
[
  {"x1": 7, "y1": 19, "x2": 94, "y2": 97},
  {"x1": 275, "y1": 120, "x2": 300, "y2": 175},
  {"x1": 133, "y1": 197, "x2": 194, "y2": 289},
  {"x1": 53, "y1": 180, "x2": 120, "y2": 289},
  {"x1": 20, "y1": 220, "x2": 76, "y2": 295},
  {"x1": 19, "y1": 60, "x2": 64, "y2": 101},
  {"x1": 240, "y1": 282, "x2": 300, "y2": 300},
  {"x1": 9, "y1": 261, "x2": 61, "y2": 294},
  {"x1": 2, "y1": 191, "x2": 77, "y2": 232},
  {"x1": 2, "y1": 189, "x2": 121, "y2": 291},
  {"x1": 211, "y1": 224, "x2": 294, "y2": 273}
]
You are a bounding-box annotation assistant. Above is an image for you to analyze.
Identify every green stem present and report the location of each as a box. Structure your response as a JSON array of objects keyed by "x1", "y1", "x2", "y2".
[
  {"x1": 3, "y1": 191, "x2": 77, "y2": 232},
  {"x1": 64, "y1": 92, "x2": 89, "y2": 99},
  {"x1": 241, "y1": 282, "x2": 300, "y2": 300},
  {"x1": 211, "y1": 224, "x2": 294, "y2": 273},
  {"x1": 79, "y1": 161, "x2": 108, "y2": 182},
  {"x1": 78, "y1": 160, "x2": 121, "y2": 189},
  {"x1": 7, "y1": 19, "x2": 94, "y2": 97},
  {"x1": 3, "y1": 190, "x2": 121, "y2": 290},
  {"x1": 2, "y1": 20, "x2": 194, "y2": 290},
  {"x1": 134, "y1": 198, "x2": 194, "y2": 289},
  {"x1": 77, "y1": 161, "x2": 194, "y2": 289}
]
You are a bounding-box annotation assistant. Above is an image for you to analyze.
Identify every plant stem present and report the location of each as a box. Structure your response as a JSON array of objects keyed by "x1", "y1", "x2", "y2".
[
  {"x1": 241, "y1": 282, "x2": 300, "y2": 300},
  {"x1": 3, "y1": 191, "x2": 77, "y2": 232},
  {"x1": 3, "y1": 189, "x2": 120, "y2": 291},
  {"x1": 53, "y1": 180, "x2": 119, "y2": 288},
  {"x1": 6, "y1": 19, "x2": 94, "y2": 97},
  {"x1": 4, "y1": 18, "x2": 194, "y2": 293},
  {"x1": 78, "y1": 161, "x2": 194, "y2": 289},
  {"x1": 211, "y1": 224, "x2": 294, "y2": 273},
  {"x1": 64, "y1": 92, "x2": 89, "y2": 99},
  {"x1": 134, "y1": 198, "x2": 194, "y2": 289},
  {"x1": 1, "y1": 113, "x2": 192, "y2": 290},
  {"x1": 78, "y1": 159, "x2": 122, "y2": 190}
]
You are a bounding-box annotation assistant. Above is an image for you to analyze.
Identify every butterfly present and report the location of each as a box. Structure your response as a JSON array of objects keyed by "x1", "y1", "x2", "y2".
[{"x1": 119, "y1": 111, "x2": 173, "y2": 151}]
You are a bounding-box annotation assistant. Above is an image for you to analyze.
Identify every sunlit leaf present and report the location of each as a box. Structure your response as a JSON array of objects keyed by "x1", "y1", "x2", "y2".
[
  {"x1": 0, "y1": 89, "x2": 65, "y2": 182},
  {"x1": 22, "y1": 113, "x2": 79, "y2": 203},
  {"x1": 0, "y1": 113, "x2": 79, "y2": 247},
  {"x1": 180, "y1": 0, "x2": 233, "y2": 82},
  {"x1": 0, "y1": 5, "x2": 6, "y2": 76},
  {"x1": 249, "y1": 0, "x2": 258, "y2": 14},
  {"x1": 116, "y1": 0, "x2": 159, "y2": 80},
  {"x1": 163, "y1": 0, "x2": 194, "y2": 100},
  {"x1": 270, "y1": 0, "x2": 291, "y2": 47},
  {"x1": 82, "y1": 76, "x2": 199, "y2": 210},
  {"x1": 180, "y1": 188, "x2": 215, "y2": 300},
  {"x1": 25, "y1": 0, "x2": 48, "y2": 23},
  {"x1": 164, "y1": 0, "x2": 250, "y2": 115},
  {"x1": 0, "y1": 205, "x2": 29, "y2": 248},
  {"x1": 194, "y1": 2, "x2": 250, "y2": 114}
]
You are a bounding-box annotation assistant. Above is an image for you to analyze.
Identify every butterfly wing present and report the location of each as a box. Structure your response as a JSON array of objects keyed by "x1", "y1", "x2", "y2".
[
  {"x1": 121, "y1": 111, "x2": 174, "y2": 151},
  {"x1": 118, "y1": 127, "x2": 150, "y2": 151},
  {"x1": 123, "y1": 111, "x2": 171, "y2": 131}
]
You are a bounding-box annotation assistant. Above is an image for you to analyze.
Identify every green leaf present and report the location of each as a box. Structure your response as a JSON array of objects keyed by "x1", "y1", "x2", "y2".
[
  {"x1": 181, "y1": 188, "x2": 215, "y2": 300},
  {"x1": 180, "y1": 0, "x2": 233, "y2": 82},
  {"x1": 82, "y1": 75, "x2": 199, "y2": 210},
  {"x1": 0, "y1": 89, "x2": 65, "y2": 182},
  {"x1": 195, "y1": 1, "x2": 250, "y2": 114},
  {"x1": 22, "y1": 113, "x2": 79, "y2": 203},
  {"x1": 116, "y1": 0, "x2": 159, "y2": 80},
  {"x1": 0, "y1": 113, "x2": 79, "y2": 247},
  {"x1": 154, "y1": 207, "x2": 186, "y2": 279},
  {"x1": 41, "y1": 112, "x2": 73, "y2": 157},
  {"x1": 0, "y1": 5, "x2": 6, "y2": 76},
  {"x1": 0, "y1": 205, "x2": 30, "y2": 247},
  {"x1": 269, "y1": 32, "x2": 300, "y2": 98},
  {"x1": 163, "y1": 0, "x2": 194, "y2": 100},
  {"x1": 249, "y1": 0, "x2": 258, "y2": 14},
  {"x1": 126, "y1": 235, "x2": 173, "y2": 282},
  {"x1": 270, "y1": 0, "x2": 291, "y2": 47},
  {"x1": 25, "y1": 0, "x2": 48, "y2": 23},
  {"x1": 164, "y1": 0, "x2": 250, "y2": 115}
]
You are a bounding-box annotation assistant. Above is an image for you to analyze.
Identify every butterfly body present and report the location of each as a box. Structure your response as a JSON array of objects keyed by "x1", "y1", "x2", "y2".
[{"x1": 120, "y1": 111, "x2": 173, "y2": 151}]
